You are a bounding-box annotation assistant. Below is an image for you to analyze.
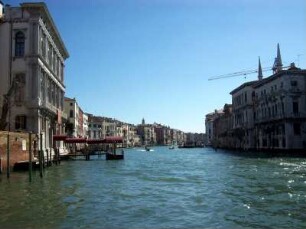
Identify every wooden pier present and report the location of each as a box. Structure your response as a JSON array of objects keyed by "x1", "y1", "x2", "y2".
[{"x1": 54, "y1": 136, "x2": 124, "y2": 161}]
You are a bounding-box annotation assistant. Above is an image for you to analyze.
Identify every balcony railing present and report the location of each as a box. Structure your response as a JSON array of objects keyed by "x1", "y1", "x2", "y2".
[
  {"x1": 255, "y1": 112, "x2": 306, "y2": 123},
  {"x1": 41, "y1": 100, "x2": 58, "y2": 114}
]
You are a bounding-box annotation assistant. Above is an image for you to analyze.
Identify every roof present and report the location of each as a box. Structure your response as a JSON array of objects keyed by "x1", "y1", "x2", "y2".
[
  {"x1": 253, "y1": 69, "x2": 306, "y2": 88},
  {"x1": 53, "y1": 135, "x2": 123, "y2": 144},
  {"x1": 103, "y1": 136, "x2": 123, "y2": 143},
  {"x1": 230, "y1": 80, "x2": 258, "y2": 95},
  {"x1": 53, "y1": 135, "x2": 67, "y2": 141},
  {"x1": 65, "y1": 138, "x2": 87, "y2": 143}
]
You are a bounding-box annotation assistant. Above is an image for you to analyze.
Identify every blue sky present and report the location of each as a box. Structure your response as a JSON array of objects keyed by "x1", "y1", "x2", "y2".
[{"x1": 8, "y1": 0, "x2": 306, "y2": 132}]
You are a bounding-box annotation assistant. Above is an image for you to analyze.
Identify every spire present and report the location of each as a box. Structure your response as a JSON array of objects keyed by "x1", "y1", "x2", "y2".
[
  {"x1": 258, "y1": 57, "x2": 263, "y2": 80},
  {"x1": 277, "y1": 43, "x2": 282, "y2": 66},
  {"x1": 272, "y1": 43, "x2": 283, "y2": 73}
]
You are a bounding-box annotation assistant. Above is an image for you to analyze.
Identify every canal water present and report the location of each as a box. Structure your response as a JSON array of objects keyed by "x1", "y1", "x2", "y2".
[{"x1": 1, "y1": 147, "x2": 306, "y2": 228}]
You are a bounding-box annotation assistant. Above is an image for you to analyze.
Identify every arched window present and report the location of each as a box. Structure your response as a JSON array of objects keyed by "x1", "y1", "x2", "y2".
[{"x1": 15, "y1": 31, "x2": 25, "y2": 57}]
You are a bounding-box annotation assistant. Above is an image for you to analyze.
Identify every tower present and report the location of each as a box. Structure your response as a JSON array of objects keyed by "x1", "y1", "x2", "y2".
[
  {"x1": 258, "y1": 57, "x2": 263, "y2": 80},
  {"x1": 272, "y1": 43, "x2": 283, "y2": 74}
]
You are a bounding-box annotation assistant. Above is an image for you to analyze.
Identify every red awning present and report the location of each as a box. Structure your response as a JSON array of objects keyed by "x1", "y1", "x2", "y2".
[
  {"x1": 86, "y1": 139, "x2": 105, "y2": 144},
  {"x1": 103, "y1": 136, "x2": 123, "y2": 143},
  {"x1": 53, "y1": 135, "x2": 67, "y2": 141},
  {"x1": 65, "y1": 138, "x2": 87, "y2": 143}
]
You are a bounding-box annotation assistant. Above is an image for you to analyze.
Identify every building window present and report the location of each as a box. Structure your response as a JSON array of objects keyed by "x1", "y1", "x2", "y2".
[
  {"x1": 41, "y1": 71, "x2": 46, "y2": 103},
  {"x1": 15, "y1": 73, "x2": 26, "y2": 103},
  {"x1": 47, "y1": 42, "x2": 51, "y2": 63},
  {"x1": 15, "y1": 115, "x2": 27, "y2": 130},
  {"x1": 41, "y1": 34, "x2": 46, "y2": 58},
  {"x1": 70, "y1": 110, "x2": 73, "y2": 118},
  {"x1": 47, "y1": 78, "x2": 51, "y2": 103},
  {"x1": 293, "y1": 102, "x2": 299, "y2": 114},
  {"x1": 291, "y1": 81, "x2": 297, "y2": 87},
  {"x1": 15, "y1": 31, "x2": 25, "y2": 57},
  {"x1": 293, "y1": 123, "x2": 301, "y2": 135},
  {"x1": 51, "y1": 83, "x2": 55, "y2": 105}
]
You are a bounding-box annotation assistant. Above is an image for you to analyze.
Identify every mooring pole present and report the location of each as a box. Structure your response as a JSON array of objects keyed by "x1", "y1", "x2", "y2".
[
  {"x1": 58, "y1": 147, "x2": 60, "y2": 164},
  {"x1": 39, "y1": 133, "x2": 43, "y2": 178},
  {"x1": 46, "y1": 149, "x2": 49, "y2": 167},
  {"x1": 6, "y1": 132, "x2": 10, "y2": 179},
  {"x1": 29, "y1": 133, "x2": 32, "y2": 182}
]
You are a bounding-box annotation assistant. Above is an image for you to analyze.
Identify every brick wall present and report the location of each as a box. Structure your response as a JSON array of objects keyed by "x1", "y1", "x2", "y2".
[{"x1": 0, "y1": 131, "x2": 36, "y2": 172}]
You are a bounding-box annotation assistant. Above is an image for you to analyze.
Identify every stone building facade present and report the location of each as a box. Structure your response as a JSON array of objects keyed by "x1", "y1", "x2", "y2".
[
  {"x1": 253, "y1": 65, "x2": 306, "y2": 150},
  {"x1": 208, "y1": 45, "x2": 306, "y2": 152},
  {"x1": 0, "y1": 3, "x2": 69, "y2": 155}
]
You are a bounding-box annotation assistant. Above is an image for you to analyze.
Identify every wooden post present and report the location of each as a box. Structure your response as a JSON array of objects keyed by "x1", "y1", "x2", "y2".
[
  {"x1": 6, "y1": 132, "x2": 10, "y2": 179},
  {"x1": 50, "y1": 148, "x2": 52, "y2": 165},
  {"x1": 53, "y1": 139, "x2": 57, "y2": 165},
  {"x1": 39, "y1": 133, "x2": 43, "y2": 178},
  {"x1": 29, "y1": 133, "x2": 32, "y2": 182},
  {"x1": 46, "y1": 149, "x2": 49, "y2": 166},
  {"x1": 57, "y1": 148, "x2": 60, "y2": 165}
]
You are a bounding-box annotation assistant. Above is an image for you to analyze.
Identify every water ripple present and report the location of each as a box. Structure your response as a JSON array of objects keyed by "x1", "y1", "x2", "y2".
[{"x1": 1, "y1": 147, "x2": 306, "y2": 228}]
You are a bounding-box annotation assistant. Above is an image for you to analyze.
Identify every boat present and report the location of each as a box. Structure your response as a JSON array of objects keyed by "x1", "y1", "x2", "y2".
[
  {"x1": 106, "y1": 153, "x2": 124, "y2": 160},
  {"x1": 169, "y1": 141, "x2": 176, "y2": 149},
  {"x1": 106, "y1": 149, "x2": 124, "y2": 160},
  {"x1": 145, "y1": 146, "x2": 151, "y2": 151},
  {"x1": 13, "y1": 160, "x2": 40, "y2": 171}
]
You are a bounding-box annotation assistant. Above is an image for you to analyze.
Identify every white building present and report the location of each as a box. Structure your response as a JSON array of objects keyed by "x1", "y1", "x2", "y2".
[
  {"x1": 83, "y1": 112, "x2": 88, "y2": 138},
  {"x1": 230, "y1": 44, "x2": 306, "y2": 151},
  {"x1": 87, "y1": 114, "x2": 102, "y2": 139},
  {"x1": 205, "y1": 109, "x2": 223, "y2": 146},
  {"x1": 230, "y1": 80, "x2": 257, "y2": 149},
  {"x1": 0, "y1": 3, "x2": 69, "y2": 154},
  {"x1": 64, "y1": 97, "x2": 87, "y2": 138},
  {"x1": 253, "y1": 63, "x2": 306, "y2": 150}
]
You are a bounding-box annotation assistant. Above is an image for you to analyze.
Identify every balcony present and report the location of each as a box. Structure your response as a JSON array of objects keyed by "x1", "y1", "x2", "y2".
[
  {"x1": 288, "y1": 87, "x2": 302, "y2": 96},
  {"x1": 255, "y1": 112, "x2": 306, "y2": 124},
  {"x1": 40, "y1": 100, "x2": 57, "y2": 114},
  {"x1": 255, "y1": 114, "x2": 285, "y2": 124}
]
